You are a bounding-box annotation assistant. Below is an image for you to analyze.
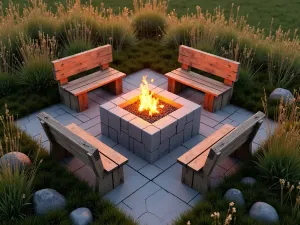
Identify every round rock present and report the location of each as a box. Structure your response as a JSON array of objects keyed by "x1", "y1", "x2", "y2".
[
  {"x1": 269, "y1": 88, "x2": 294, "y2": 104},
  {"x1": 0, "y1": 152, "x2": 31, "y2": 171},
  {"x1": 241, "y1": 177, "x2": 256, "y2": 186},
  {"x1": 249, "y1": 202, "x2": 279, "y2": 224},
  {"x1": 70, "y1": 207, "x2": 93, "y2": 225},
  {"x1": 224, "y1": 188, "x2": 245, "y2": 206},
  {"x1": 33, "y1": 189, "x2": 66, "y2": 216}
]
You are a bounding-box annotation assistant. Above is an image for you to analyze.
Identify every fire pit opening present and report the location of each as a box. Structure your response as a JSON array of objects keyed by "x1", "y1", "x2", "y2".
[{"x1": 120, "y1": 76, "x2": 181, "y2": 123}]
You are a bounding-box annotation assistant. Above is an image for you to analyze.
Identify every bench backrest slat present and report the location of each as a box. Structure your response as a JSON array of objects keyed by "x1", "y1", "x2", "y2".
[
  {"x1": 37, "y1": 112, "x2": 104, "y2": 176},
  {"x1": 178, "y1": 45, "x2": 240, "y2": 83},
  {"x1": 52, "y1": 45, "x2": 113, "y2": 81},
  {"x1": 203, "y1": 111, "x2": 265, "y2": 175}
]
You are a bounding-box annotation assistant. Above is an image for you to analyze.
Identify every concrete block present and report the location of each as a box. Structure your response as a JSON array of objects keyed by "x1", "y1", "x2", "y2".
[
  {"x1": 157, "y1": 140, "x2": 170, "y2": 157},
  {"x1": 184, "y1": 121, "x2": 193, "y2": 142},
  {"x1": 169, "y1": 107, "x2": 191, "y2": 133},
  {"x1": 109, "y1": 127, "x2": 118, "y2": 143},
  {"x1": 158, "y1": 90, "x2": 180, "y2": 101},
  {"x1": 120, "y1": 89, "x2": 140, "y2": 101},
  {"x1": 134, "y1": 139, "x2": 145, "y2": 159},
  {"x1": 144, "y1": 149, "x2": 160, "y2": 164},
  {"x1": 121, "y1": 113, "x2": 136, "y2": 130},
  {"x1": 99, "y1": 102, "x2": 116, "y2": 125},
  {"x1": 129, "y1": 117, "x2": 150, "y2": 142},
  {"x1": 101, "y1": 123, "x2": 109, "y2": 137},
  {"x1": 174, "y1": 97, "x2": 200, "y2": 111},
  {"x1": 142, "y1": 126, "x2": 160, "y2": 152},
  {"x1": 110, "y1": 97, "x2": 126, "y2": 106},
  {"x1": 169, "y1": 131, "x2": 184, "y2": 150},
  {"x1": 129, "y1": 137, "x2": 134, "y2": 152},
  {"x1": 108, "y1": 107, "x2": 129, "y2": 132},
  {"x1": 119, "y1": 131, "x2": 129, "y2": 149},
  {"x1": 153, "y1": 116, "x2": 177, "y2": 143}
]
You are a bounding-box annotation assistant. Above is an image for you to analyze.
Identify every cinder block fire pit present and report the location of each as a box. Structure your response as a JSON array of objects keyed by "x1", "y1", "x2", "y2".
[{"x1": 100, "y1": 77, "x2": 201, "y2": 163}]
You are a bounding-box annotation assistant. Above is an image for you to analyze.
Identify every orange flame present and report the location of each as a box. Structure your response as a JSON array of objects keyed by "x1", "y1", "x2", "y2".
[{"x1": 139, "y1": 76, "x2": 163, "y2": 116}]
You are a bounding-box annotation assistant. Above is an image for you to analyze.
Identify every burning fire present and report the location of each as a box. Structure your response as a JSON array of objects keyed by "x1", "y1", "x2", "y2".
[{"x1": 139, "y1": 76, "x2": 164, "y2": 116}]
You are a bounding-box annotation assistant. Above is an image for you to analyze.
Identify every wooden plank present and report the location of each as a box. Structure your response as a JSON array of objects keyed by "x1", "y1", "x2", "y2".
[
  {"x1": 52, "y1": 45, "x2": 113, "y2": 80},
  {"x1": 69, "y1": 94, "x2": 80, "y2": 112},
  {"x1": 59, "y1": 78, "x2": 68, "y2": 85},
  {"x1": 188, "y1": 149, "x2": 210, "y2": 172},
  {"x1": 204, "y1": 93, "x2": 214, "y2": 112},
  {"x1": 66, "y1": 124, "x2": 128, "y2": 166},
  {"x1": 213, "y1": 94, "x2": 223, "y2": 112},
  {"x1": 172, "y1": 69, "x2": 231, "y2": 92},
  {"x1": 109, "y1": 78, "x2": 123, "y2": 95},
  {"x1": 62, "y1": 68, "x2": 119, "y2": 91},
  {"x1": 178, "y1": 45, "x2": 240, "y2": 82},
  {"x1": 70, "y1": 72, "x2": 126, "y2": 96},
  {"x1": 181, "y1": 166, "x2": 194, "y2": 187},
  {"x1": 192, "y1": 171, "x2": 209, "y2": 193},
  {"x1": 177, "y1": 124, "x2": 235, "y2": 166},
  {"x1": 78, "y1": 93, "x2": 88, "y2": 112},
  {"x1": 181, "y1": 63, "x2": 190, "y2": 71},
  {"x1": 165, "y1": 72, "x2": 222, "y2": 96},
  {"x1": 113, "y1": 167, "x2": 124, "y2": 188}
]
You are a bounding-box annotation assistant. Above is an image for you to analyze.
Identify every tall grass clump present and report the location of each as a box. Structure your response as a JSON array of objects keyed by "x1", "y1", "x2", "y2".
[
  {"x1": 132, "y1": 0, "x2": 168, "y2": 39},
  {"x1": 256, "y1": 91, "x2": 300, "y2": 186},
  {"x1": 0, "y1": 105, "x2": 42, "y2": 223},
  {"x1": 17, "y1": 33, "x2": 57, "y2": 92}
]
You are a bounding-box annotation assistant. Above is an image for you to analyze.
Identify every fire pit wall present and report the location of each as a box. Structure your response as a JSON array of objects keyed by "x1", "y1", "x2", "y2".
[{"x1": 100, "y1": 86, "x2": 202, "y2": 163}]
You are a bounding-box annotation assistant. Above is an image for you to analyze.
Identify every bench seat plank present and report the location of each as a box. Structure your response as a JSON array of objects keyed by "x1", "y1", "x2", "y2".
[
  {"x1": 174, "y1": 68, "x2": 231, "y2": 92},
  {"x1": 70, "y1": 71, "x2": 125, "y2": 96},
  {"x1": 62, "y1": 68, "x2": 117, "y2": 90},
  {"x1": 66, "y1": 123, "x2": 128, "y2": 167},
  {"x1": 178, "y1": 124, "x2": 234, "y2": 167},
  {"x1": 165, "y1": 72, "x2": 223, "y2": 96}
]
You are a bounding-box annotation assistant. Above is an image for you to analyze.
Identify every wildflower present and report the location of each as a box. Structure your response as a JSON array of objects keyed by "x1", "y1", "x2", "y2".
[
  {"x1": 187, "y1": 221, "x2": 191, "y2": 225},
  {"x1": 229, "y1": 202, "x2": 234, "y2": 207},
  {"x1": 232, "y1": 207, "x2": 236, "y2": 213}
]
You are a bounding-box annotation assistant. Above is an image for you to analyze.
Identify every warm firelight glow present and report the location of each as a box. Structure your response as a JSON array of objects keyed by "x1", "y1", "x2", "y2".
[{"x1": 139, "y1": 76, "x2": 164, "y2": 116}]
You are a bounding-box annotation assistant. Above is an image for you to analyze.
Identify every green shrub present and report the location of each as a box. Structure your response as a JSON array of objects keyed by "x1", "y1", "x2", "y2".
[
  {"x1": 132, "y1": 11, "x2": 167, "y2": 39},
  {"x1": 0, "y1": 73, "x2": 17, "y2": 97},
  {"x1": 25, "y1": 17, "x2": 58, "y2": 40},
  {"x1": 17, "y1": 58, "x2": 54, "y2": 92},
  {"x1": 62, "y1": 39, "x2": 93, "y2": 57}
]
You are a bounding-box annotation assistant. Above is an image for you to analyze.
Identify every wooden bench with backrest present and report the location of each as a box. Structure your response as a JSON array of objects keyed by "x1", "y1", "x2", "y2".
[
  {"x1": 38, "y1": 112, "x2": 128, "y2": 196},
  {"x1": 165, "y1": 45, "x2": 240, "y2": 112},
  {"x1": 52, "y1": 45, "x2": 125, "y2": 112},
  {"x1": 177, "y1": 111, "x2": 265, "y2": 193}
]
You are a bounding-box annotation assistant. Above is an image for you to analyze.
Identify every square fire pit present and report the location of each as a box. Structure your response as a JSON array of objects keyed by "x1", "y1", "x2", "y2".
[{"x1": 99, "y1": 84, "x2": 201, "y2": 163}]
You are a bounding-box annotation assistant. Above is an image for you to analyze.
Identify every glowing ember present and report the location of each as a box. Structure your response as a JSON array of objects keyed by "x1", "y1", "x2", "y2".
[{"x1": 139, "y1": 76, "x2": 164, "y2": 116}]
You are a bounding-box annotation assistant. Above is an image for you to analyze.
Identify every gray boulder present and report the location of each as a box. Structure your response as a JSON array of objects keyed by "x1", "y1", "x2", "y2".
[
  {"x1": 0, "y1": 152, "x2": 31, "y2": 171},
  {"x1": 33, "y1": 189, "x2": 66, "y2": 215},
  {"x1": 241, "y1": 177, "x2": 256, "y2": 186},
  {"x1": 70, "y1": 208, "x2": 93, "y2": 225},
  {"x1": 224, "y1": 188, "x2": 245, "y2": 206},
  {"x1": 249, "y1": 202, "x2": 279, "y2": 224},
  {"x1": 269, "y1": 88, "x2": 294, "y2": 104}
]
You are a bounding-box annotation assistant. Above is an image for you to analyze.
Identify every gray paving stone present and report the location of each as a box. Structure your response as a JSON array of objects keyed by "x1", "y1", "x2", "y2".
[
  {"x1": 25, "y1": 118, "x2": 43, "y2": 137},
  {"x1": 145, "y1": 189, "x2": 191, "y2": 225},
  {"x1": 123, "y1": 80, "x2": 138, "y2": 90},
  {"x1": 158, "y1": 82, "x2": 168, "y2": 90},
  {"x1": 104, "y1": 165, "x2": 149, "y2": 205},
  {"x1": 79, "y1": 117, "x2": 100, "y2": 130},
  {"x1": 236, "y1": 108, "x2": 254, "y2": 117},
  {"x1": 154, "y1": 145, "x2": 188, "y2": 171},
  {"x1": 123, "y1": 181, "x2": 161, "y2": 219},
  {"x1": 96, "y1": 135, "x2": 117, "y2": 148},
  {"x1": 202, "y1": 109, "x2": 229, "y2": 122},
  {"x1": 74, "y1": 165, "x2": 96, "y2": 187},
  {"x1": 201, "y1": 115, "x2": 219, "y2": 127},
  {"x1": 153, "y1": 163, "x2": 198, "y2": 203},
  {"x1": 76, "y1": 114, "x2": 90, "y2": 123},
  {"x1": 152, "y1": 78, "x2": 167, "y2": 87},
  {"x1": 80, "y1": 100, "x2": 100, "y2": 119},
  {"x1": 139, "y1": 165, "x2": 163, "y2": 180},
  {"x1": 55, "y1": 113, "x2": 82, "y2": 126},
  {"x1": 87, "y1": 92, "x2": 107, "y2": 105},
  {"x1": 93, "y1": 88, "x2": 115, "y2": 101},
  {"x1": 57, "y1": 103, "x2": 80, "y2": 116},
  {"x1": 199, "y1": 123, "x2": 216, "y2": 137},
  {"x1": 117, "y1": 202, "x2": 138, "y2": 219},
  {"x1": 182, "y1": 135, "x2": 206, "y2": 150},
  {"x1": 16, "y1": 117, "x2": 30, "y2": 125},
  {"x1": 138, "y1": 212, "x2": 163, "y2": 225},
  {"x1": 253, "y1": 128, "x2": 269, "y2": 145},
  {"x1": 188, "y1": 194, "x2": 204, "y2": 207},
  {"x1": 221, "y1": 104, "x2": 241, "y2": 114},
  {"x1": 85, "y1": 124, "x2": 101, "y2": 137},
  {"x1": 41, "y1": 140, "x2": 50, "y2": 153},
  {"x1": 178, "y1": 87, "x2": 196, "y2": 99},
  {"x1": 55, "y1": 108, "x2": 67, "y2": 116},
  {"x1": 113, "y1": 144, "x2": 148, "y2": 171},
  {"x1": 228, "y1": 112, "x2": 252, "y2": 124},
  {"x1": 33, "y1": 129, "x2": 48, "y2": 143},
  {"x1": 221, "y1": 118, "x2": 240, "y2": 127},
  {"x1": 210, "y1": 165, "x2": 227, "y2": 179},
  {"x1": 187, "y1": 91, "x2": 205, "y2": 104}
]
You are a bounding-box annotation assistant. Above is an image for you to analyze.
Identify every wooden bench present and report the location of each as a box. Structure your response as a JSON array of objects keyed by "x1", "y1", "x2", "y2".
[
  {"x1": 38, "y1": 112, "x2": 128, "y2": 196},
  {"x1": 165, "y1": 45, "x2": 240, "y2": 112},
  {"x1": 52, "y1": 45, "x2": 125, "y2": 112},
  {"x1": 177, "y1": 111, "x2": 265, "y2": 193}
]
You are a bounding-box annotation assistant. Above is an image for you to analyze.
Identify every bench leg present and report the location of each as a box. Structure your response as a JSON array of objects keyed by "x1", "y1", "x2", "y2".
[
  {"x1": 192, "y1": 171, "x2": 209, "y2": 193},
  {"x1": 204, "y1": 94, "x2": 214, "y2": 112},
  {"x1": 181, "y1": 166, "x2": 194, "y2": 187},
  {"x1": 78, "y1": 93, "x2": 88, "y2": 112},
  {"x1": 95, "y1": 173, "x2": 114, "y2": 196},
  {"x1": 109, "y1": 78, "x2": 123, "y2": 95},
  {"x1": 113, "y1": 167, "x2": 124, "y2": 188},
  {"x1": 58, "y1": 85, "x2": 71, "y2": 108},
  {"x1": 50, "y1": 141, "x2": 67, "y2": 161},
  {"x1": 234, "y1": 140, "x2": 252, "y2": 161},
  {"x1": 168, "y1": 78, "x2": 182, "y2": 94}
]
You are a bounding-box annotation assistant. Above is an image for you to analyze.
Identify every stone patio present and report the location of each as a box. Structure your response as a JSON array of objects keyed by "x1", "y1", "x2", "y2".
[{"x1": 16, "y1": 69, "x2": 277, "y2": 225}]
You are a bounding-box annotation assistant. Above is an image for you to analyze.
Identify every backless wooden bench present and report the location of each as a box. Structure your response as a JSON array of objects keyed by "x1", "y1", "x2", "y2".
[
  {"x1": 38, "y1": 112, "x2": 128, "y2": 196},
  {"x1": 52, "y1": 45, "x2": 125, "y2": 112},
  {"x1": 177, "y1": 111, "x2": 265, "y2": 193},
  {"x1": 165, "y1": 45, "x2": 240, "y2": 112}
]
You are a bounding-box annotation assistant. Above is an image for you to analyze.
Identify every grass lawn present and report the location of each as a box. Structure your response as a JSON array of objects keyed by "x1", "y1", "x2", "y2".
[{"x1": 2, "y1": 0, "x2": 300, "y2": 31}]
